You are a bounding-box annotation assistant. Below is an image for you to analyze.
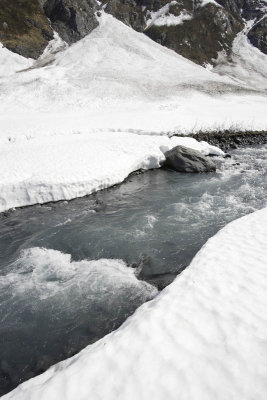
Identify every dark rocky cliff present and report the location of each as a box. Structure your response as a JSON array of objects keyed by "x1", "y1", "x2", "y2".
[
  {"x1": 0, "y1": 0, "x2": 99, "y2": 58},
  {"x1": 0, "y1": 0, "x2": 266, "y2": 63},
  {"x1": 248, "y1": 16, "x2": 267, "y2": 55},
  {"x1": 101, "y1": 0, "x2": 244, "y2": 64},
  {"x1": 0, "y1": 0, "x2": 53, "y2": 58},
  {"x1": 43, "y1": 0, "x2": 99, "y2": 44}
]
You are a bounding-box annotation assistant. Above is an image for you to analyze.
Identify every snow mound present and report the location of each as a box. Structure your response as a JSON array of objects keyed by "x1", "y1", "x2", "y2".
[{"x1": 4, "y1": 207, "x2": 267, "y2": 400}]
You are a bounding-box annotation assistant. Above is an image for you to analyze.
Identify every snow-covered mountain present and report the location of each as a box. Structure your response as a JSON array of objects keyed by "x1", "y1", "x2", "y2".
[{"x1": 0, "y1": 0, "x2": 266, "y2": 64}]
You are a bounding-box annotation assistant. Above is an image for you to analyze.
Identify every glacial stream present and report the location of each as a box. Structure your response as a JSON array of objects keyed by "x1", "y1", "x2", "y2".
[{"x1": 0, "y1": 145, "x2": 266, "y2": 395}]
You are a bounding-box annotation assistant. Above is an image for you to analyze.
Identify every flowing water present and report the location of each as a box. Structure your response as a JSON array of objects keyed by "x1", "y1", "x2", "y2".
[{"x1": 0, "y1": 145, "x2": 266, "y2": 395}]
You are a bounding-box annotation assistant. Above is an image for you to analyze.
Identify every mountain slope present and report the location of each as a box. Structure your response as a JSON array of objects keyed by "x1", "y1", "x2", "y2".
[
  {"x1": 0, "y1": 13, "x2": 266, "y2": 139},
  {"x1": 0, "y1": 13, "x2": 242, "y2": 113},
  {"x1": 0, "y1": 0, "x2": 266, "y2": 64},
  {"x1": 0, "y1": 13, "x2": 266, "y2": 213}
]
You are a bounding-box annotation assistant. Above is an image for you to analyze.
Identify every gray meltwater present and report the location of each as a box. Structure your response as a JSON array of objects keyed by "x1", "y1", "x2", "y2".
[{"x1": 0, "y1": 145, "x2": 266, "y2": 395}]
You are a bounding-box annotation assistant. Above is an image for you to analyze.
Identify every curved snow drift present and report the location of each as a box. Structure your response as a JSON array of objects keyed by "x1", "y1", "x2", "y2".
[{"x1": 4, "y1": 207, "x2": 267, "y2": 400}]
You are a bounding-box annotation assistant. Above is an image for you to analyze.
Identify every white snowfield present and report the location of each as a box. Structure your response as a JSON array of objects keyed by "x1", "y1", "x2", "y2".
[
  {"x1": 4, "y1": 207, "x2": 267, "y2": 400},
  {"x1": 0, "y1": 13, "x2": 267, "y2": 212}
]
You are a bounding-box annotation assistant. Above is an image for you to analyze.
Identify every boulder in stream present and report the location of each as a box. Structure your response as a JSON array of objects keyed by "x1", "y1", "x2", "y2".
[{"x1": 163, "y1": 145, "x2": 216, "y2": 173}]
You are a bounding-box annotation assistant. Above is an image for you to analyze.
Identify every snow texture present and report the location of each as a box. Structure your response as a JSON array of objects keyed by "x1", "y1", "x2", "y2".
[
  {"x1": 213, "y1": 22, "x2": 267, "y2": 90},
  {"x1": 147, "y1": 11, "x2": 192, "y2": 27},
  {"x1": 146, "y1": 2, "x2": 192, "y2": 28},
  {"x1": 0, "y1": 133, "x2": 223, "y2": 212},
  {"x1": 4, "y1": 207, "x2": 267, "y2": 400},
  {"x1": 199, "y1": 0, "x2": 222, "y2": 8}
]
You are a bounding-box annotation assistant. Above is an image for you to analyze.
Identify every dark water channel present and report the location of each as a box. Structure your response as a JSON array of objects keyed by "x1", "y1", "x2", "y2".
[{"x1": 0, "y1": 145, "x2": 266, "y2": 396}]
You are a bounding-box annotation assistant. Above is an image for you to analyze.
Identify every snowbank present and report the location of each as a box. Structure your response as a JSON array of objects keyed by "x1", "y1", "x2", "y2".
[
  {"x1": 0, "y1": 133, "x2": 223, "y2": 212},
  {"x1": 4, "y1": 207, "x2": 267, "y2": 400}
]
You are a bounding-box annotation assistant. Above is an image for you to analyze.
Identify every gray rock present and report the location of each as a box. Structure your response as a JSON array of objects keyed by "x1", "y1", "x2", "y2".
[
  {"x1": 43, "y1": 0, "x2": 99, "y2": 44},
  {"x1": 163, "y1": 145, "x2": 216, "y2": 173},
  {"x1": 248, "y1": 17, "x2": 267, "y2": 55}
]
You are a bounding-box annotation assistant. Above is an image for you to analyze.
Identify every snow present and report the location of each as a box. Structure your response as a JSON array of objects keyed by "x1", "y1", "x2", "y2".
[
  {"x1": 0, "y1": 13, "x2": 266, "y2": 212},
  {"x1": 213, "y1": 22, "x2": 267, "y2": 90},
  {"x1": 0, "y1": 132, "x2": 223, "y2": 212},
  {"x1": 0, "y1": 44, "x2": 32, "y2": 76},
  {"x1": 148, "y1": 11, "x2": 192, "y2": 27},
  {"x1": 198, "y1": 0, "x2": 222, "y2": 8},
  {"x1": 0, "y1": 13, "x2": 233, "y2": 115},
  {"x1": 4, "y1": 207, "x2": 267, "y2": 400},
  {"x1": 145, "y1": 2, "x2": 192, "y2": 28}
]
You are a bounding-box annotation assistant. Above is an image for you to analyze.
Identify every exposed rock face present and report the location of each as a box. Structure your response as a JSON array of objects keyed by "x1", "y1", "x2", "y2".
[
  {"x1": 218, "y1": 0, "x2": 267, "y2": 21},
  {"x1": 145, "y1": 1, "x2": 243, "y2": 66},
  {"x1": 217, "y1": 0, "x2": 267, "y2": 55},
  {"x1": 43, "y1": 0, "x2": 99, "y2": 44},
  {"x1": 0, "y1": 0, "x2": 53, "y2": 59},
  {"x1": 248, "y1": 17, "x2": 267, "y2": 55},
  {"x1": 101, "y1": 0, "x2": 244, "y2": 65},
  {"x1": 104, "y1": 0, "x2": 146, "y2": 32},
  {"x1": 0, "y1": 0, "x2": 99, "y2": 58},
  {"x1": 163, "y1": 145, "x2": 216, "y2": 173},
  {"x1": 103, "y1": 0, "x2": 267, "y2": 63}
]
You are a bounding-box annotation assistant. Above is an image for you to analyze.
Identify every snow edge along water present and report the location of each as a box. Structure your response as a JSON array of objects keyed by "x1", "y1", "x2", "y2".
[
  {"x1": 0, "y1": 134, "x2": 224, "y2": 213},
  {"x1": 3, "y1": 206, "x2": 267, "y2": 400}
]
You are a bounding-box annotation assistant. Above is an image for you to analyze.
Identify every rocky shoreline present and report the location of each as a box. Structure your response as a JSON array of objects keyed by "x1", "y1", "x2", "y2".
[{"x1": 181, "y1": 131, "x2": 267, "y2": 152}]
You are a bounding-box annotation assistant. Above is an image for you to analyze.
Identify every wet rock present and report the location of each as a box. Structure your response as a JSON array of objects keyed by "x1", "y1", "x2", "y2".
[{"x1": 163, "y1": 145, "x2": 216, "y2": 173}]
